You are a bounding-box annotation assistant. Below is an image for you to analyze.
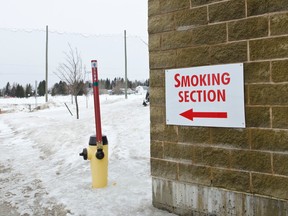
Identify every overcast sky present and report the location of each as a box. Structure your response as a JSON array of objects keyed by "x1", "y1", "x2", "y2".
[
  {"x1": 0, "y1": 0, "x2": 148, "y2": 37},
  {"x1": 0, "y1": 0, "x2": 148, "y2": 89}
]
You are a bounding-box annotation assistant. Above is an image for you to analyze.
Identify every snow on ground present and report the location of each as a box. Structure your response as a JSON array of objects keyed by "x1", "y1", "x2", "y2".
[{"x1": 0, "y1": 94, "x2": 175, "y2": 216}]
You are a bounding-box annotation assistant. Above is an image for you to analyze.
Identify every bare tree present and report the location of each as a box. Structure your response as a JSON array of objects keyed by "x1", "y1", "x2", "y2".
[{"x1": 55, "y1": 44, "x2": 85, "y2": 119}]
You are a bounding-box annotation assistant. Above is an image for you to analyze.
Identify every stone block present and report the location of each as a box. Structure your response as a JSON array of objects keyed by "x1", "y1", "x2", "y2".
[
  {"x1": 151, "y1": 124, "x2": 179, "y2": 142},
  {"x1": 160, "y1": 0, "x2": 190, "y2": 14},
  {"x1": 251, "y1": 129, "x2": 288, "y2": 151},
  {"x1": 193, "y1": 146, "x2": 231, "y2": 168},
  {"x1": 209, "y1": 0, "x2": 246, "y2": 23},
  {"x1": 272, "y1": 107, "x2": 288, "y2": 129},
  {"x1": 149, "y1": 69, "x2": 165, "y2": 87},
  {"x1": 163, "y1": 142, "x2": 193, "y2": 162},
  {"x1": 177, "y1": 46, "x2": 210, "y2": 68},
  {"x1": 245, "y1": 106, "x2": 271, "y2": 128},
  {"x1": 270, "y1": 12, "x2": 288, "y2": 36},
  {"x1": 247, "y1": 0, "x2": 288, "y2": 16},
  {"x1": 192, "y1": 23, "x2": 226, "y2": 45},
  {"x1": 210, "y1": 128, "x2": 250, "y2": 149},
  {"x1": 178, "y1": 127, "x2": 211, "y2": 144},
  {"x1": 148, "y1": 0, "x2": 160, "y2": 16},
  {"x1": 148, "y1": 0, "x2": 190, "y2": 16},
  {"x1": 212, "y1": 168, "x2": 250, "y2": 192},
  {"x1": 150, "y1": 86, "x2": 165, "y2": 106},
  {"x1": 228, "y1": 16, "x2": 269, "y2": 41},
  {"x1": 249, "y1": 84, "x2": 288, "y2": 105},
  {"x1": 151, "y1": 140, "x2": 164, "y2": 159},
  {"x1": 164, "y1": 23, "x2": 226, "y2": 48},
  {"x1": 179, "y1": 163, "x2": 212, "y2": 186},
  {"x1": 150, "y1": 122, "x2": 165, "y2": 141},
  {"x1": 175, "y1": 7, "x2": 208, "y2": 30},
  {"x1": 244, "y1": 62, "x2": 270, "y2": 83},
  {"x1": 273, "y1": 153, "x2": 288, "y2": 176},
  {"x1": 149, "y1": 34, "x2": 161, "y2": 51},
  {"x1": 252, "y1": 173, "x2": 288, "y2": 199},
  {"x1": 250, "y1": 36, "x2": 288, "y2": 60},
  {"x1": 162, "y1": 125, "x2": 179, "y2": 142},
  {"x1": 150, "y1": 105, "x2": 165, "y2": 125},
  {"x1": 161, "y1": 24, "x2": 227, "y2": 50},
  {"x1": 271, "y1": 60, "x2": 288, "y2": 82},
  {"x1": 149, "y1": 50, "x2": 177, "y2": 69},
  {"x1": 210, "y1": 41, "x2": 248, "y2": 65},
  {"x1": 151, "y1": 158, "x2": 178, "y2": 180},
  {"x1": 161, "y1": 31, "x2": 193, "y2": 50},
  {"x1": 230, "y1": 149, "x2": 272, "y2": 173},
  {"x1": 148, "y1": 14, "x2": 175, "y2": 34}
]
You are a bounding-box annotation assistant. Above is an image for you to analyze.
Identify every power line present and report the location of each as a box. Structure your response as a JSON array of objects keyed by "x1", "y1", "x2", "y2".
[{"x1": 0, "y1": 27, "x2": 148, "y2": 44}]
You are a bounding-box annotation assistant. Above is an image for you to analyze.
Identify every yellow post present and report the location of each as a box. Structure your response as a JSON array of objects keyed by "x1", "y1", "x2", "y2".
[
  {"x1": 80, "y1": 135, "x2": 108, "y2": 188},
  {"x1": 88, "y1": 144, "x2": 108, "y2": 188}
]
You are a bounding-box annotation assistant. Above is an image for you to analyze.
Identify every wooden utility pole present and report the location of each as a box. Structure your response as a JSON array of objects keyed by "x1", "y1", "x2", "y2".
[
  {"x1": 45, "y1": 25, "x2": 48, "y2": 102},
  {"x1": 124, "y1": 30, "x2": 128, "y2": 99}
]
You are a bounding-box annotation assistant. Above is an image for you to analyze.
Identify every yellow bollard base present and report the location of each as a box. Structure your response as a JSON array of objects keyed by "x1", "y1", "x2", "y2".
[{"x1": 88, "y1": 145, "x2": 108, "y2": 188}]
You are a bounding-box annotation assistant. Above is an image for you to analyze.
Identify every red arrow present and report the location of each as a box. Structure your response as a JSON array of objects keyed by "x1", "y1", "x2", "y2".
[{"x1": 180, "y1": 109, "x2": 228, "y2": 121}]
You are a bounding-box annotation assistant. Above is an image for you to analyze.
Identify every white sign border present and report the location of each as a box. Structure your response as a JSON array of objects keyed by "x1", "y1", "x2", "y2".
[{"x1": 165, "y1": 63, "x2": 245, "y2": 128}]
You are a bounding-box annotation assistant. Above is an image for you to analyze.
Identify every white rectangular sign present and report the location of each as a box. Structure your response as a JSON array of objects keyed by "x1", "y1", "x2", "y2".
[{"x1": 165, "y1": 63, "x2": 245, "y2": 128}]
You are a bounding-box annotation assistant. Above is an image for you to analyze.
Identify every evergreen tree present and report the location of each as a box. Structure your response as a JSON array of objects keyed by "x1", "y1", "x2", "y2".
[
  {"x1": 25, "y1": 84, "x2": 33, "y2": 97},
  {"x1": 105, "y1": 78, "x2": 111, "y2": 89},
  {"x1": 5, "y1": 82, "x2": 11, "y2": 96},
  {"x1": 51, "y1": 83, "x2": 59, "y2": 96},
  {"x1": 51, "y1": 81, "x2": 69, "y2": 96},
  {"x1": 10, "y1": 84, "x2": 16, "y2": 97},
  {"x1": 16, "y1": 84, "x2": 25, "y2": 98},
  {"x1": 37, "y1": 80, "x2": 46, "y2": 96}
]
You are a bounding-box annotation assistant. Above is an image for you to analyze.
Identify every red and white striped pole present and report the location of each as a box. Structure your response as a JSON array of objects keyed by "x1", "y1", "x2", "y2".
[{"x1": 91, "y1": 60, "x2": 102, "y2": 144}]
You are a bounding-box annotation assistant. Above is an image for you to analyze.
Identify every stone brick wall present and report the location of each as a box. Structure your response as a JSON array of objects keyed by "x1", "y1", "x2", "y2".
[{"x1": 149, "y1": 0, "x2": 288, "y2": 215}]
